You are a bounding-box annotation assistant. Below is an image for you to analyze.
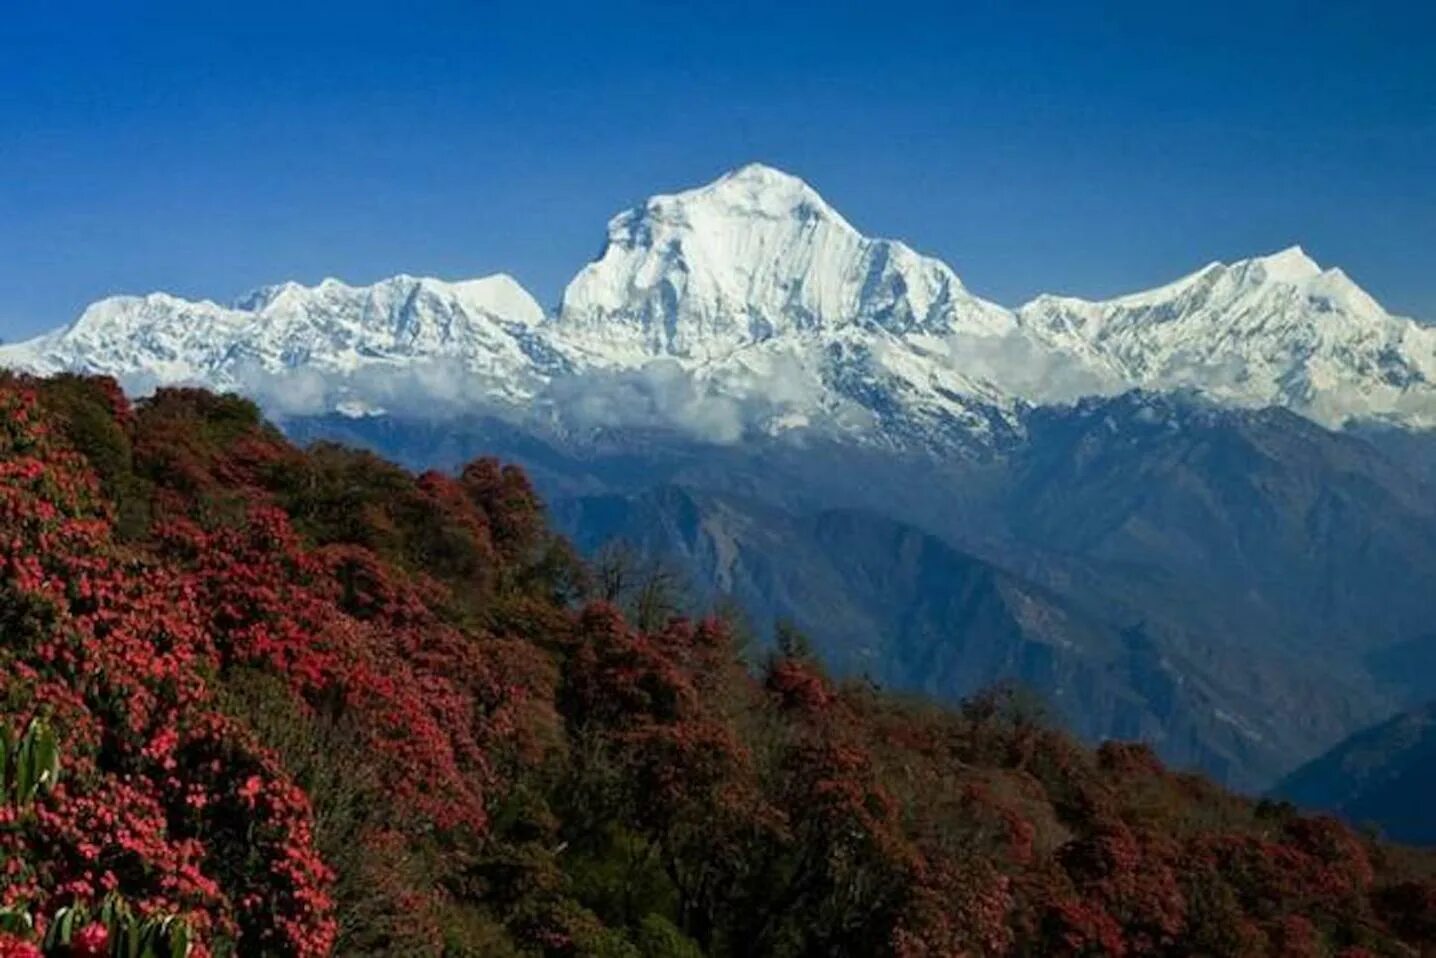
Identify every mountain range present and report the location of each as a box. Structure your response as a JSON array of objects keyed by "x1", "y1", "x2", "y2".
[
  {"x1": 5, "y1": 163, "x2": 1436, "y2": 798},
  {"x1": 5, "y1": 163, "x2": 1434, "y2": 443}
]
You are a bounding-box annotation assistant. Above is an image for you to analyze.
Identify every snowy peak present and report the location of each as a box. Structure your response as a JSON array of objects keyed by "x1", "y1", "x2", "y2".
[
  {"x1": 1225, "y1": 248, "x2": 1385, "y2": 319},
  {"x1": 557, "y1": 163, "x2": 1009, "y2": 365},
  {"x1": 1248, "y1": 245, "x2": 1322, "y2": 284},
  {"x1": 448, "y1": 274, "x2": 547, "y2": 326},
  {"x1": 1016, "y1": 247, "x2": 1436, "y2": 428},
  {"x1": 233, "y1": 273, "x2": 545, "y2": 330},
  {"x1": 235, "y1": 281, "x2": 302, "y2": 311},
  {"x1": 0, "y1": 272, "x2": 552, "y2": 412},
  {"x1": 658, "y1": 162, "x2": 853, "y2": 230},
  {"x1": 1032, "y1": 247, "x2": 1328, "y2": 316},
  {"x1": 1019, "y1": 246, "x2": 1379, "y2": 326}
]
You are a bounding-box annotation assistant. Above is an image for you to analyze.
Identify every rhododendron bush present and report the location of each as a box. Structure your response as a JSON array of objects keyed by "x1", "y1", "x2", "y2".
[
  {"x1": 0, "y1": 381, "x2": 331, "y2": 956},
  {"x1": 0, "y1": 372, "x2": 1431, "y2": 957}
]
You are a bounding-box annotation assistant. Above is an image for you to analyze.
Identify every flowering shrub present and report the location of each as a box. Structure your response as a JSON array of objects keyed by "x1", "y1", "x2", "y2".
[
  {"x1": 0, "y1": 378, "x2": 334, "y2": 956},
  {"x1": 0, "y1": 373, "x2": 1430, "y2": 957}
]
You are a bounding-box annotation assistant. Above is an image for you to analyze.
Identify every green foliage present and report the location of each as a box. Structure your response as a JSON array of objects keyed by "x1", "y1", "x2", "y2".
[
  {"x1": 633, "y1": 914, "x2": 704, "y2": 958},
  {"x1": 0, "y1": 722, "x2": 191, "y2": 957},
  {"x1": 141, "y1": 387, "x2": 266, "y2": 446},
  {"x1": 36, "y1": 375, "x2": 132, "y2": 485},
  {"x1": 214, "y1": 669, "x2": 385, "y2": 954},
  {"x1": 33, "y1": 374, "x2": 153, "y2": 537},
  {"x1": 0, "y1": 717, "x2": 60, "y2": 807},
  {"x1": 773, "y1": 619, "x2": 813, "y2": 661},
  {"x1": 0, "y1": 908, "x2": 33, "y2": 937},
  {"x1": 562, "y1": 826, "x2": 678, "y2": 933},
  {"x1": 41, "y1": 897, "x2": 191, "y2": 958},
  {"x1": 580, "y1": 928, "x2": 642, "y2": 958}
]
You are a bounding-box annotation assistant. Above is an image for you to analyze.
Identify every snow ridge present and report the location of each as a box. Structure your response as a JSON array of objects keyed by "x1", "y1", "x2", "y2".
[
  {"x1": 3, "y1": 164, "x2": 1434, "y2": 442},
  {"x1": 1016, "y1": 245, "x2": 1436, "y2": 427}
]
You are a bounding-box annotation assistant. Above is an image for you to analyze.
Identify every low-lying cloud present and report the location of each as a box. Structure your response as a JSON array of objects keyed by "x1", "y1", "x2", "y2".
[
  {"x1": 545, "y1": 359, "x2": 747, "y2": 443},
  {"x1": 221, "y1": 354, "x2": 856, "y2": 445},
  {"x1": 944, "y1": 331, "x2": 1123, "y2": 404}
]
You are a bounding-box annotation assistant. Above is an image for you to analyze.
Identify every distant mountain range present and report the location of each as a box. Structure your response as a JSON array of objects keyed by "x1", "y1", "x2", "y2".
[
  {"x1": 4, "y1": 163, "x2": 1434, "y2": 442},
  {"x1": 6, "y1": 163, "x2": 1436, "y2": 795}
]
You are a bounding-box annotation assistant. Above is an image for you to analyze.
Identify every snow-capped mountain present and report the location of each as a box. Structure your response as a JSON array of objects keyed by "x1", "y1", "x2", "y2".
[
  {"x1": 3, "y1": 163, "x2": 1433, "y2": 440},
  {"x1": 2, "y1": 274, "x2": 559, "y2": 414},
  {"x1": 557, "y1": 163, "x2": 1015, "y2": 359},
  {"x1": 552, "y1": 163, "x2": 1024, "y2": 444},
  {"x1": 1017, "y1": 246, "x2": 1436, "y2": 428}
]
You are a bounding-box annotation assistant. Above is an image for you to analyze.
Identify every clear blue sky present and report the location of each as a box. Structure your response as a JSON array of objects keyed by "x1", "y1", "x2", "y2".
[{"x1": 2, "y1": 0, "x2": 1433, "y2": 339}]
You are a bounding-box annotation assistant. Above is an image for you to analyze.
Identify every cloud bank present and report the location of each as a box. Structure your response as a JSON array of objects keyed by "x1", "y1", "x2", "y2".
[{"x1": 216, "y1": 354, "x2": 863, "y2": 446}]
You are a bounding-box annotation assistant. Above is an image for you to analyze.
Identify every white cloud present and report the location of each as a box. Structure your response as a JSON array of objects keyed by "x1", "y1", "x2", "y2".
[
  {"x1": 945, "y1": 331, "x2": 1122, "y2": 404},
  {"x1": 222, "y1": 348, "x2": 877, "y2": 447}
]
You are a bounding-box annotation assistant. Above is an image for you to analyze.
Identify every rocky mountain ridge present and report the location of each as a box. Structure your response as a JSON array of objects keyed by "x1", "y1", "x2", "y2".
[{"x1": 5, "y1": 163, "x2": 1434, "y2": 443}]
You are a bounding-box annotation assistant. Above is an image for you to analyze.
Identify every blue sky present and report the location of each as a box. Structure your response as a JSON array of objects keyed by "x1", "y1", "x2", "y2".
[{"x1": 2, "y1": 0, "x2": 1433, "y2": 339}]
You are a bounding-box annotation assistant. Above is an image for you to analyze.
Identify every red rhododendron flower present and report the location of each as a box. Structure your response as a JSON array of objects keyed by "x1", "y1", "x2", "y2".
[
  {"x1": 0, "y1": 933, "x2": 41, "y2": 958},
  {"x1": 71, "y1": 922, "x2": 109, "y2": 958}
]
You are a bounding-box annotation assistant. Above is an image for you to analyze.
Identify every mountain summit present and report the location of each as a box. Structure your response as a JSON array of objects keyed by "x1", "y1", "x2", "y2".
[
  {"x1": 555, "y1": 162, "x2": 1014, "y2": 362},
  {"x1": 3, "y1": 164, "x2": 1434, "y2": 436}
]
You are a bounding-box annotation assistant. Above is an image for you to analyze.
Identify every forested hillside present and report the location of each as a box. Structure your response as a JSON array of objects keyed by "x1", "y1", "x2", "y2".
[{"x1": 1, "y1": 372, "x2": 1433, "y2": 957}]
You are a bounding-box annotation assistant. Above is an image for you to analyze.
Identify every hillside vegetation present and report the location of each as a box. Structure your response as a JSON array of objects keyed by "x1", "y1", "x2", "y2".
[{"x1": 0, "y1": 372, "x2": 1432, "y2": 957}]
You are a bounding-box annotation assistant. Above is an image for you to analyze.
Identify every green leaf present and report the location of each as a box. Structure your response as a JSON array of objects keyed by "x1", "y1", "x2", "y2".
[
  {"x1": 137, "y1": 917, "x2": 169, "y2": 958},
  {"x1": 32, "y1": 720, "x2": 59, "y2": 792},
  {"x1": 0, "y1": 907, "x2": 32, "y2": 935},
  {"x1": 14, "y1": 723, "x2": 34, "y2": 804},
  {"x1": 0, "y1": 722, "x2": 13, "y2": 798},
  {"x1": 11, "y1": 718, "x2": 62, "y2": 805},
  {"x1": 114, "y1": 912, "x2": 143, "y2": 958},
  {"x1": 42, "y1": 903, "x2": 83, "y2": 949},
  {"x1": 100, "y1": 892, "x2": 132, "y2": 929},
  {"x1": 168, "y1": 921, "x2": 190, "y2": 958}
]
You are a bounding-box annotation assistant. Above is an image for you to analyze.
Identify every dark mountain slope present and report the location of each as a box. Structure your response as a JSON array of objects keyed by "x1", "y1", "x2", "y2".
[
  {"x1": 289, "y1": 395, "x2": 1436, "y2": 681},
  {"x1": 1004, "y1": 394, "x2": 1436, "y2": 666},
  {"x1": 1275, "y1": 702, "x2": 1436, "y2": 846},
  {"x1": 551, "y1": 485, "x2": 1375, "y2": 789}
]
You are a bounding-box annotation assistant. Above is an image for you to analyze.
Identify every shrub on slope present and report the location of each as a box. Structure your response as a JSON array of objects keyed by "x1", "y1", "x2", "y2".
[{"x1": 0, "y1": 372, "x2": 1430, "y2": 956}]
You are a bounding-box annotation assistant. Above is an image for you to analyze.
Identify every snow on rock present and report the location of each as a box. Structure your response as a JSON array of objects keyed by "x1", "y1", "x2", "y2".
[
  {"x1": 556, "y1": 163, "x2": 1014, "y2": 360},
  {"x1": 3, "y1": 164, "x2": 1434, "y2": 442},
  {"x1": 0, "y1": 273, "x2": 555, "y2": 415},
  {"x1": 553, "y1": 163, "x2": 1026, "y2": 444},
  {"x1": 1015, "y1": 246, "x2": 1436, "y2": 428}
]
